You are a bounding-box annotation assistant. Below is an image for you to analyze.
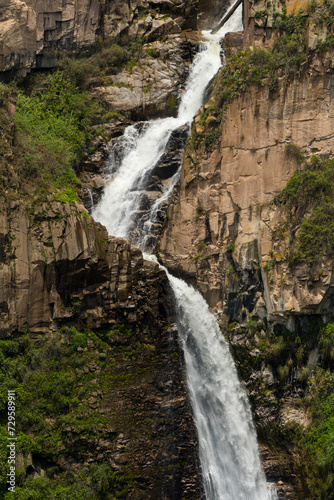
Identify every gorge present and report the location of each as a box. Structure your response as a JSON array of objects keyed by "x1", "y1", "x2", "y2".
[
  {"x1": 1, "y1": 0, "x2": 334, "y2": 499},
  {"x1": 92, "y1": 8, "x2": 275, "y2": 498}
]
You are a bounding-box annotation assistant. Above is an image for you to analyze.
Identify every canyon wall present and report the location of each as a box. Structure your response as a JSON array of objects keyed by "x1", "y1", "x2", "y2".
[
  {"x1": 158, "y1": 68, "x2": 334, "y2": 326},
  {"x1": 0, "y1": 195, "x2": 203, "y2": 498}
]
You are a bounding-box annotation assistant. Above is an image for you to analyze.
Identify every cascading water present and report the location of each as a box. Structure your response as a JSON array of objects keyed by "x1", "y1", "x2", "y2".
[
  {"x1": 93, "y1": 5, "x2": 277, "y2": 499},
  {"x1": 168, "y1": 272, "x2": 272, "y2": 499}
]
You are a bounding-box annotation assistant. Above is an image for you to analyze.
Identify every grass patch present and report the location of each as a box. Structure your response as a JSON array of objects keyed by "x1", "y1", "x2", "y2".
[
  {"x1": 0, "y1": 71, "x2": 101, "y2": 202},
  {"x1": 298, "y1": 368, "x2": 334, "y2": 499}
]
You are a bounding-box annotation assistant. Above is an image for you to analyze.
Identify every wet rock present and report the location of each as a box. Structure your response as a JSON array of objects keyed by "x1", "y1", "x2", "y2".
[{"x1": 151, "y1": 124, "x2": 189, "y2": 180}]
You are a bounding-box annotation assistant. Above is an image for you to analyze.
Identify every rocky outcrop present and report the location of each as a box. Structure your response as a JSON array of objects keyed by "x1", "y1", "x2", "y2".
[
  {"x1": 198, "y1": 0, "x2": 233, "y2": 29},
  {"x1": 156, "y1": 39, "x2": 334, "y2": 499},
  {"x1": 93, "y1": 36, "x2": 197, "y2": 120},
  {"x1": 0, "y1": 196, "x2": 204, "y2": 498},
  {"x1": 0, "y1": 0, "x2": 100, "y2": 76},
  {"x1": 0, "y1": 198, "x2": 163, "y2": 335},
  {"x1": 0, "y1": 0, "x2": 200, "y2": 77},
  {"x1": 244, "y1": 0, "x2": 334, "y2": 50},
  {"x1": 103, "y1": 0, "x2": 199, "y2": 41}
]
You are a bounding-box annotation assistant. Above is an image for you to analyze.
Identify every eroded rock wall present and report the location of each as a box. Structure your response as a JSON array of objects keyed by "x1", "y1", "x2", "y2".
[
  {"x1": 0, "y1": 198, "x2": 164, "y2": 335},
  {"x1": 0, "y1": 0, "x2": 201, "y2": 77},
  {"x1": 0, "y1": 0, "x2": 101, "y2": 76}
]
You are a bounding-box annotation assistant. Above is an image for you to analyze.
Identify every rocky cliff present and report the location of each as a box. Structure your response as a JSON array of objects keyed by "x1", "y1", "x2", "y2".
[
  {"x1": 0, "y1": 196, "x2": 204, "y2": 498},
  {"x1": 2, "y1": 0, "x2": 334, "y2": 497},
  {"x1": 158, "y1": 69, "x2": 334, "y2": 319},
  {"x1": 157, "y1": 2, "x2": 334, "y2": 497},
  {"x1": 0, "y1": 1, "x2": 208, "y2": 493}
]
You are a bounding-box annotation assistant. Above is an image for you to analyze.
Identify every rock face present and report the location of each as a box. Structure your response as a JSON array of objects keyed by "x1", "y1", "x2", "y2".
[
  {"x1": 103, "y1": 0, "x2": 199, "y2": 41},
  {"x1": 0, "y1": 0, "x2": 200, "y2": 77},
  {"x1": 197, "y1": 0, "x2": 233, "y2": 29},
  {"x1": 243, "y1": 0, "x2": 334, "y2": 50},
  {"x1": 93, "y1": 36, "x2": 197, "y2": 120},
  {"x1": 158, "y1": 72, "x2": 334, "y2": 325},
  {"x1": 156, "y1": 55, "x2": 334, "y2": 499},
  {"x1": 0, "y1": 0, "x2": 100, "y2": 76},
  {"x1": 0, "y1": 197, "x2": 203, "y2": 498},
  {"x1": 0, "y1": 198, "x2": 160, "y2": 335}
]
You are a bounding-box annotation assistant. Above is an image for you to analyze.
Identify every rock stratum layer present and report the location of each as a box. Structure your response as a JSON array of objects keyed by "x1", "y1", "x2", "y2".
[{"x1": 0, "y1": 0, "x2": 200, "y2": 77}]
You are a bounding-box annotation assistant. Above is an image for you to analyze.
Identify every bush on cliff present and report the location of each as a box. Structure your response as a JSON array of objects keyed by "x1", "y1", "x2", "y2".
[{"x1": 276, "y1": 155, "x2": 334, "y2": 263}]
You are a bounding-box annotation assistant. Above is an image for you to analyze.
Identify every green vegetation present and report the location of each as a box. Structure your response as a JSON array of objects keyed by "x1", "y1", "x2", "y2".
[
  {"x1": 195, "y1": 204, "x2": 205, "y2": 218},
  {"x1": 299, "y1": 368, "x2": 334, "y2": 499},
  {"x1": 214, "y1": 11, "x2": 307, "y2": 105},
  {"x1": 226, "y1": 242, "x2": 236, "y2": 253},
  {"x1": 0, "y1": 323, "x2": 158, "y2": 498},
  {"x1": 188, "y1": 4, "x2": 334, "y2": 152},
  {"x1": 226, "y1": 316, "x2": 334, "y2": 497},
  {"x1": 58, "y1": 44, "x2": 129, "y2": 89},
  {"x1": 0, "y1": 37, "x2": 149, "y2": 204},
  {"x1": 0, "y1": 465, "x2": 131, "y2": 500},
  {"x1": 0, "y1": 71, "x2": 100, "y2": 202},
  {"x1": 276, "y1": 155, "x2": 334, "y2": 263},
  {"x1": 146, "y1": 48, "x2": 159, "y2": 59}
]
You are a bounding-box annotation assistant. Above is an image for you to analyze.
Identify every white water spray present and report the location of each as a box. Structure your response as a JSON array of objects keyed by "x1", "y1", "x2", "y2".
[{"x1": 94, "y1": 6, "x2": 277, "y2": 499}]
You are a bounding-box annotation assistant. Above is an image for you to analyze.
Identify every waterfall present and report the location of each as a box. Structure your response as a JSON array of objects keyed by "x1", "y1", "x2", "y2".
[{"x1": 93, "y1": 5, "x2": 277, "y2": 499}]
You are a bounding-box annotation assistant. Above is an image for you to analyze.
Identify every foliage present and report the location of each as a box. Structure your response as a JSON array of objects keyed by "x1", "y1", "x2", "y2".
[
  {"x1": 0, "y1": 37, "x2": 148, "y2": 202},
  {"x1": 299, "y1": 369, "x2": 334, "y2": 499},
  {"x1": 214, "y1": 12, "x2": 307, "y2": 106},
  {"x1": 285, "y1": 142, "x2": 305, "y2": 164},
  {"x1": 0, "y1": 321, "x2": 159, "y2": 498},
  {"x1": 276, "y1": 155, "x2": 334, "y2": 263},
  {"x1": 319, "y1": 323, "x2": 334, "y2": 366},
  {"x1": 58, "y1": 44, "x2": 129, "y2": 89},
  {"x1": 3, "y1": 464, "x2": 130, "y2": 500},
  {"x1": 146, "y1": 48, "x2": 159, "y2": 59},
  {"x1": 0, "y1": 71, "x2": 101, "y2": 201}
]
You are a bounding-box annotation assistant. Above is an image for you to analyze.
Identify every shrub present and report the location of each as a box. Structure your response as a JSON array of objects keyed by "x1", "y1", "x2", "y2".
[
  {"x1": 276, "y1": 156, "x2": 334, "y2": 263},
  {"x1": 8, "y1": 70, "x2": 101, "y2": 200},
  {"x1": 285, "y1": 143, "x2": 305, "y2": 164}
]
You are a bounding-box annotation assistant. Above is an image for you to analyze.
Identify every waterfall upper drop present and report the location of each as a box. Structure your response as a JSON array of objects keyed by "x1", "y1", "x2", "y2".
[{"x1": 92, "y1": 5, "x2": 243, "y2": 245}]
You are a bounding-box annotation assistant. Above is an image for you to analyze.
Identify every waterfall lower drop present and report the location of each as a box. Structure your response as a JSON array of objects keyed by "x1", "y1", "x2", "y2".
[
  {"x1": 168, "y1": 271, "x2": 272, "y2": 499},
  {"x1": 93, "y1": 5, "x2": 277, "y2": 499}
]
